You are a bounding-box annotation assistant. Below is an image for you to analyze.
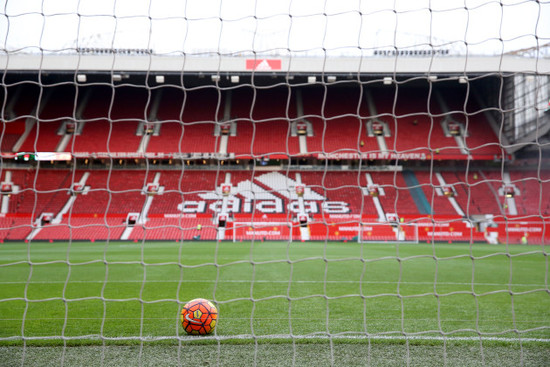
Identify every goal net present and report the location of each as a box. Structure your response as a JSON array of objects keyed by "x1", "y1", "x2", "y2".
[{"x1": 0, "y1": 0, "x2": 549, "y2": 366}]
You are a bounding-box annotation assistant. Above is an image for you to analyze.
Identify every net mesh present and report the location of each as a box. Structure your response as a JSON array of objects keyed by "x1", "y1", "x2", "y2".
[{"x1": 0, "y1": 0, "x2": 549, "y2": 366}]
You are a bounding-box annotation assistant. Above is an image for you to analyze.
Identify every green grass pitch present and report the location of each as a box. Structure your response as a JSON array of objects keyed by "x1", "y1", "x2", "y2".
[{"x1": 0, "y1": 240, "x2": 549, "y2": 366}]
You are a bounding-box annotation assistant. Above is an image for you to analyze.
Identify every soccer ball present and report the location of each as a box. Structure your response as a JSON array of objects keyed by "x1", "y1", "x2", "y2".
[{"x1": 180, "y1": 298, "x2": 218, "y2": 335}]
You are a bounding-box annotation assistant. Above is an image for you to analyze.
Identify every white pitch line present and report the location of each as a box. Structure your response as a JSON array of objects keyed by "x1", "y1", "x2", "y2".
[
  {"x1": 2, "y1": 334, "x2": 548, "y2": 343},
  {"x1": 0, "y1": 279, "x2": 546, "y2": 287}
]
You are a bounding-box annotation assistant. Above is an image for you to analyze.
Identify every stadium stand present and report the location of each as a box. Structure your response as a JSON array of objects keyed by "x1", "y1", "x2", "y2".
[
  {"x1": 438, "y1": 170, "x2": 503, "y2": 216},
  {"x1": 367, "y1": 171, "x2": 417, "y2": 216},
  {"x1": 66, "y1": 85, "x2": 113, "y2": 153},
  {"x1": 33, "y1": 217, "x2": 126, "y2": 241},
  {"x1": 7, "y1": 169, "x2": 71, "y2": 218},
  {"x1": 129, "y1": 217, "x2": 217, "y2": 241},
  {"x1": 1, "y1": 159, "x2": 548, "y2": 242},
  {"x1": 302, "y1": 85, "x2": 375, "y2": 154},
  {"x1": 4, "y1": 84, "x2": 42, "y2": 152},
  {"x1": 227, "y1": 86, "x2": 299, "y2": 157},
  {"x1": 0, "y1": 217, "x2": 33, "y2": 240},
  {"x1": 414, "y1": 171, "x2": 464, "y2": 216},
  {"x1": 0, "y1": 77, "x2": 548, "y2": 243},
  {"x1": 432, "y1": 86, "x2": 502, "y2": 157},
  {"x1": 0, "y1": 122, "x2": 23, "y2": 152},
  {"x1": 149, "y1": 87, "x2": 222, "y2": 154}
]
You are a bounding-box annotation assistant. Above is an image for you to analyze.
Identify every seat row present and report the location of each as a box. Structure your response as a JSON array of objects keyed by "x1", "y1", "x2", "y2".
[{"x1": 2, "y1": 84, "x2": 501, "y2": 159}]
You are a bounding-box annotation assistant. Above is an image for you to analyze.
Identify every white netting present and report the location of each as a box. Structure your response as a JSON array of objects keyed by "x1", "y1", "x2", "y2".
[{"x1": 0, "y1": 1, "x2": 549, "y2": 366}]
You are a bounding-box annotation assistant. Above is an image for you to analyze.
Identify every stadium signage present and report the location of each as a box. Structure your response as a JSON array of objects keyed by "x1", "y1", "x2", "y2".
[
  {"x1": 318, "y1": 152, "x2": 428, "y2": 160},
  {"x1": 71, "y1": 152, "x2": 231, "y2": 159},
  {"x1": 245, "y1": 230, "x2": 281, "y2": 236},
  {"x1": 178, "y1": 198, "x2": 350, "y2": 215},
  {"x1": 245, "y1": 59, "x2": 282, "y2": 71},
  {"x1": 427, "y1": 231, "x2": 463, "y2": 237},
  {"x1": 178, "y1": 171, "x2": 350, "y2": 215},
  {"x1": 506, "y1": 226, "x2": 542, "y2": 233},
  {"x1": 373, "y1": 49, "x2": 450, "y2": 57},
  {"x1": 317, "y1": 152, "x2": 504, "y2": 161},
  {"x1": 63, "y1": 152, "x2": 503, "y2": 161}
]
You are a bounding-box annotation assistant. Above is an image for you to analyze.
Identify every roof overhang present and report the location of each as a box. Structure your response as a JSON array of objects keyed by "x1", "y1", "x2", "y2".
[{"x1": 0, "y1": 54, "x2": 548, "y2": 76}]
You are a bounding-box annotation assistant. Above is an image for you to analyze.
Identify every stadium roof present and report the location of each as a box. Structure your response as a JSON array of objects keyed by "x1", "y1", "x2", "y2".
[{"x1": 1, "y1": 53, "x2": 548, "y2": 78}]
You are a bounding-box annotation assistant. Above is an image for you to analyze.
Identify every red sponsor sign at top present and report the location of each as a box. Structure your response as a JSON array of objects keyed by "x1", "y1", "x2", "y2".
[{"x1": 245, "y1": 59, "x2": 282, "y2": 71}]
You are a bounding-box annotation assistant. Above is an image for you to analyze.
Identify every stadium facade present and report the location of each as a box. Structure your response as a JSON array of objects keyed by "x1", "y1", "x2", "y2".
[{"x1": 0, "y1": 52, "x2": 549, "y2": 244}]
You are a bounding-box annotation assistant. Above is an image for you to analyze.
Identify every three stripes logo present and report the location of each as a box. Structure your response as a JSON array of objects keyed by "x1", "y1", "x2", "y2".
[
  {"x1": 245, "y1": 59, "x2": 282, "y2": 71},
  {"x1": 198, "y1": 172, "x2": 325, "y2": 201}
]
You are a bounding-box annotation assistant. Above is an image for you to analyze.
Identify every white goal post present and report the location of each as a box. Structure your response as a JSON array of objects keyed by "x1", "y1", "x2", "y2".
[
  {"x1": 231, "y1": 222, "x2": 294, "y2": 243},
  {"x1": 359, "y1": 222, "x2": 419, "y2": 244}
]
